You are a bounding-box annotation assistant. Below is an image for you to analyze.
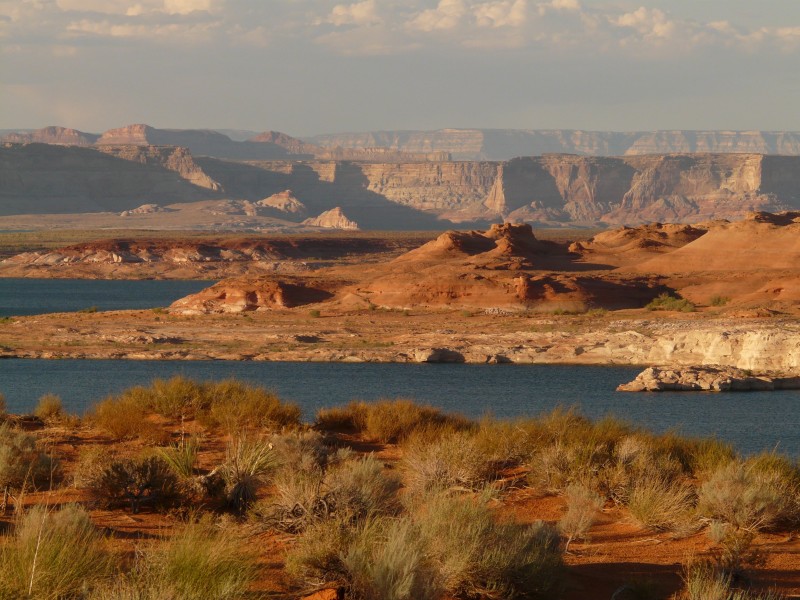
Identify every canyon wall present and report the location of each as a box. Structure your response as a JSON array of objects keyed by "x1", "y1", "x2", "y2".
[{"x1": 4, "y1": 143, "x2": 800, "y2": 227}]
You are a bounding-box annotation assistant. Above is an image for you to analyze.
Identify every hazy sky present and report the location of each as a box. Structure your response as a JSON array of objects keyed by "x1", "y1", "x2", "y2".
[{"x1": 2, "y1": 0, "x2": 800, "y2": 136}]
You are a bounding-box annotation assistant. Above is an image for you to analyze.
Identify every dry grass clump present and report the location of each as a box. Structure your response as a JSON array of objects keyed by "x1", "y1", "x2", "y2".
[
  {"x1": 91, "y1": 519, "x2": 256, "y2": 600},
  {"x1": 416, "y1": 492, "x2": 563, "y2": 599},
  {"x1": 0, "y1": 504, "x2": 115, "y2": 598},
  {"x1": 263, "y1": 437, "x2": 400, "y2": 533},
  {"x1": 559, "y1": 484, "x2": 603, "y2": 551},
  {"x1": 402, "y1": 430, "x2": 497, "y2": 496},
  {"x1": 677, "y1": 561, "x2": 785, "y2": 600},
  {"x1": 89, "y1": 393, "x2": 167, "y2": 442},
  {"x1": 627, "y1": 475, "x2": 697, "y2": 533},
  {"x1": 316, "y1": 399, "x2": 471, "y2": 444},
  {"x1": 33, "y1": 394, "x2": 64, "y2": 424},
  {"x1": 287, "y1": 492, "x2": 563, "y2": 600},
  {"x1": 200, "y1": 379, "x2": 302, "y2": 433},
  {"x1": 0, "y1": 424, "x2": 58, "y2": 512},
  {"x1": 90, "y1": 377, "x2": 301, "y2": 440}
]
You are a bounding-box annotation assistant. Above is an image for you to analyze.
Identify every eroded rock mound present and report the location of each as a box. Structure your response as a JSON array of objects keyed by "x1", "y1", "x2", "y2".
[
  {"x1": 303, "y1": 207, "x2": 359, "y2": 230},
  {"x1": 256, "y1": 190, "x2": 308, "y2": 219},
  {"x1": 170, "y1": 276, "x2": 336, "y2": 313},
  {"x1": 633, "y1": 211, "x2": 800, "y2": 273},
  {"x1": 570, "y1": 222, "x2": 709, "y2": 267}
]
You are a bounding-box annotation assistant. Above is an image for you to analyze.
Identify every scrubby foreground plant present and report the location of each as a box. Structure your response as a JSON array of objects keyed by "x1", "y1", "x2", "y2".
[
  {"x1": 286, "y1": 491, "x2": 563, "y2": 600},
  {"x1": 89, "y1": 519, "x2": 256, "y2": 600},
  {"x1": 0, "y1": 504, "x2": 115, "y2": 599}
]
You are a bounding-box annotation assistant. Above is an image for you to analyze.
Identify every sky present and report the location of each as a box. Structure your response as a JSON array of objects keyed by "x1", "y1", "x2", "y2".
[{"x1": 2, "y1": 0, "x2": 800, "y2": 136}]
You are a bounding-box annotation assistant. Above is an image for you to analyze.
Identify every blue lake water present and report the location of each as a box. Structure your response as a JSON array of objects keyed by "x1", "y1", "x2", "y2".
[
  {"x1": 0, "y1": 359, "x2": 798, "y2": 457},
  {"x1": 0, "y1": 278, "x2": 213, "y2": 316}
]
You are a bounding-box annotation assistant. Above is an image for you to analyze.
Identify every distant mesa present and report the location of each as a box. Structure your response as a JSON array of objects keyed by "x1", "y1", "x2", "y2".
[
  {"x1": 303, "y1": 207, "x2": 359, "y2": 230},
  {"x1": 95, "y1": 123, "x2": 295, "y2": 160},
  {"x1": 248, "y1": 131, "x2": 319, "y2": 157},
  {"x1": 1, "y1": 126, "x2": 99, "y2": 146}
]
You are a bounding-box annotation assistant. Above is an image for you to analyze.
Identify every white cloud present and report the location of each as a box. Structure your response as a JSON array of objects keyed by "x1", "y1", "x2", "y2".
[
  {"x1": 329, "y1": 0, "x2": 380, "y2": 26},
  {"x1": 55, "y1": 0, "x2": 215, "y2": 16},
  {"x1": 409, "y1": 0, "x2": 465, "y2": 32},
  {"x1": 613, "y1": 7, "x2": 675, "y2": 42},
  {"x1": 474, "y1": 0, "x2": 527, "y2": 28}
]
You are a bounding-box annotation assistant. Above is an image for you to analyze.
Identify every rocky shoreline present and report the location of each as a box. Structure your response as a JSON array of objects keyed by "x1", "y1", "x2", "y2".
[{"x1": 617, "y1": 365, "x2": 800, "y2": 392}]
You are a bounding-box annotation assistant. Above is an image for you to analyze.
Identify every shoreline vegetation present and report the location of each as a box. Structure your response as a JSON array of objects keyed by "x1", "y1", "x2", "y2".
[{"x1": 0, "y1": 377, "x2": 798, "y2": 599}]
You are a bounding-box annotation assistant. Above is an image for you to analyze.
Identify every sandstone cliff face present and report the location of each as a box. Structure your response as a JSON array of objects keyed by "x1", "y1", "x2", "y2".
[
  {"x1": 95, "y1": 145, "x2": 221, "y2": 191},
  {"x1": 1, "y1": 126, "x2": 99, "y2": 146}
]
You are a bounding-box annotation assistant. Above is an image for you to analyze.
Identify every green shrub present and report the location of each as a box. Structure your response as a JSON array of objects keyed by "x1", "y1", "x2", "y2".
[
  {"x1": 156, "y1": 437, "x2": 200, "y2": 480},
  {"x1": 222, "y1": 437, "x2": 278, "y2": 512},
  {"x1": 0, "y1": 504, "x2": 115, "y2": 598},
  {"x1": 645, "y1": 293, "x2": 696, "y2": 312},
  {"x1": 33, "y1": 394, "x2": 64, "y2": 423},
  {"x1": 415, "y1": 492, "x2": 563, "y2": 599},
  {"x1": 89, "y1": 456, "x2": 178, "y2": 514},
  {"x1": 710, "y1": 295, "x2": 731, "y2": 307}
]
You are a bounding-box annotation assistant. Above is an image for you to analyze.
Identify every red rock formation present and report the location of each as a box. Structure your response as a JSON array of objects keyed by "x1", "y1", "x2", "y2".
[{"x1": 170, "y1": 276, "x2": 336, "y2": 313}]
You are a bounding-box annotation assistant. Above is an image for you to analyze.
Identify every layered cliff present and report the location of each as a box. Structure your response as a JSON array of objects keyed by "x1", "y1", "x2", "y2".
[
  {"x1": 308, "y1": 129, "x2": 800, "y2": 160},
  {"x1": 96, "y1": 124, "x2": 293, "y2": 160},
  {"x1": 4, "y1": 144, "x2": 800, "y2": 227}
]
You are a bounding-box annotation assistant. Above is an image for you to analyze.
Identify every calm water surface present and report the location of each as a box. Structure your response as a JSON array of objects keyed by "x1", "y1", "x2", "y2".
[
  {"x1": 0, "y1": 359, "x2": 798, "y2": 456},
  {"x1": 0, "y1": 278, "x2": 213, "y2": 316}
]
